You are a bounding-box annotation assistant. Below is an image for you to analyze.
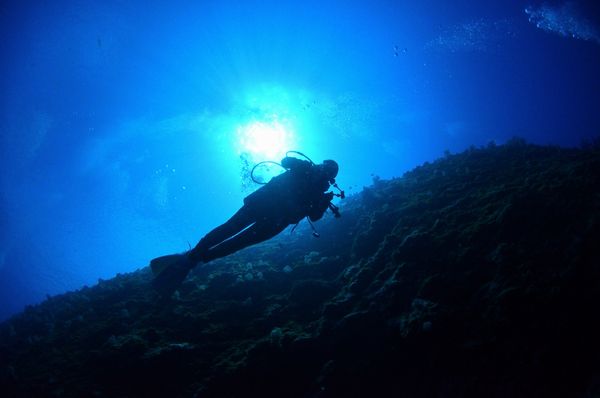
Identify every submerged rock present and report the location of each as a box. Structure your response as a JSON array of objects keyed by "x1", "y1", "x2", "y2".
[{"x1": 1, "y1": 141, "x2": 600, "y2": 397}]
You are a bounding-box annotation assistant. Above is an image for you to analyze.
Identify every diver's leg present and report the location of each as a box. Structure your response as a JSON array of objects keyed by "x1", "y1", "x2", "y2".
[
  {"x1": 188, "y1": 205, "x2": 256, "y2": 263},
  {"x1": 202, "y1": 218, "x2": 288, "y2": 262}
]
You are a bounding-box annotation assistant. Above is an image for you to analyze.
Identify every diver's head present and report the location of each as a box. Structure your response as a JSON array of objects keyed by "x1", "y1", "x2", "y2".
[{"x1": 320, "y1": 159, "x2": 339, "y2": 183}]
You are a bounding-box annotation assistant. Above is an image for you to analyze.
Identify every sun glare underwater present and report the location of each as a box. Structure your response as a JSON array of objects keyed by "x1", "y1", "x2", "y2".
[{"x1": 1, "y1": 0, "x2": 600, "y2": 321}]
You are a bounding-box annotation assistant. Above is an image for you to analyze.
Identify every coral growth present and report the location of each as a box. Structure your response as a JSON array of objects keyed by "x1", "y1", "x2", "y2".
[{"x1": 1, "y1": 141, "x2": 600, "y2": 397}]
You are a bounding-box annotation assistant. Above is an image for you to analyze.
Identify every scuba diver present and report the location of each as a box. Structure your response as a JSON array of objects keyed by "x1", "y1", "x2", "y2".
[{"x1": 151, "y1": 151, "x2": 343, "y2": 297}]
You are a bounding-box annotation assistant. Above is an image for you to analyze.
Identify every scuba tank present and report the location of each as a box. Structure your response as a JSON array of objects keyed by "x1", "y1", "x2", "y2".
[{"x1": 250, "y1": 151, "x2": 345, "y2": 236}]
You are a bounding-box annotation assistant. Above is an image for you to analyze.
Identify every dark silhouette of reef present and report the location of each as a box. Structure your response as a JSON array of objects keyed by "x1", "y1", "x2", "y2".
[{"x1": 2, "y1": 139, "x2": 600, "y2": 398}]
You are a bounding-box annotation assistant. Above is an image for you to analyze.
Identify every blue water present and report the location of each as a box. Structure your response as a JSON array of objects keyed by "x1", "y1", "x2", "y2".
[{"x1": 1, "y1": 0, "x2": 599, "y2": 321}]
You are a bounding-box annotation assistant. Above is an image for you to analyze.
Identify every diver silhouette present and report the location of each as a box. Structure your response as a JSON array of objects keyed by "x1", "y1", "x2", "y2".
[{"x1": 151, "y1": 153, "x2": 342, "y2": 297}]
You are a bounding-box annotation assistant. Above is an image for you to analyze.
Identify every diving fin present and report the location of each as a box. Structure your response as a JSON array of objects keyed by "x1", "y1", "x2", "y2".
[
  {"x1": 150, "y1": 253, "x2": 193, "y2": 297},
  {"x1": 150, "y1": 254, "x2": 184, "y2": 276}
]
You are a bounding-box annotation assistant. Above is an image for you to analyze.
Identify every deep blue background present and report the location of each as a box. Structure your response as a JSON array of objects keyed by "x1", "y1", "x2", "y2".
[{"x1": 1, "y1": 0, "x2": 599, "y2": 320}]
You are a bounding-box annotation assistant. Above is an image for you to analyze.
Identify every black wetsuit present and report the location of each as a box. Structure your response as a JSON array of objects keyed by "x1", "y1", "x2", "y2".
[{"x1": 189, "y1": 157, "x2": 334, "y2": 263}]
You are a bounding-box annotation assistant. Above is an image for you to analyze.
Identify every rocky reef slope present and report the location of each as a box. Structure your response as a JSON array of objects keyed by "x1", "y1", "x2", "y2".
[{"x1": 2, "y1": 139, "x2": 600, "y2": 397}]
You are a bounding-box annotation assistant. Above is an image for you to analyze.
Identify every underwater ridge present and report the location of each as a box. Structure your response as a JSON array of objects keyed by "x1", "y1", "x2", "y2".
[{"x1": 1, "y1": 138, "x2": 600, "y2": 397}]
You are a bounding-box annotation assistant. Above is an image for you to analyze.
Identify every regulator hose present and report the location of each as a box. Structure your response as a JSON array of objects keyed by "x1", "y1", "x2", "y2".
[
  {"x1": 286, "y1": 150, "x2": 315, "y2": 165},
  {"x1": 250, "y1": 161, "x2": 284, "y2": 185}
]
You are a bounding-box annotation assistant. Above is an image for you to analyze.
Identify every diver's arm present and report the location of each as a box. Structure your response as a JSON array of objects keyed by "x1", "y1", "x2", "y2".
[{"x1": 308, "y1": 192, "x2": 335, "y2": 221}]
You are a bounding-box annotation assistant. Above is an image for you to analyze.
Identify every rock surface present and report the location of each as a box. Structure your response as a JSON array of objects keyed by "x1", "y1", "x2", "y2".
[{"x1": 1, "y1": 139, "x2": 600, "y2": 397}]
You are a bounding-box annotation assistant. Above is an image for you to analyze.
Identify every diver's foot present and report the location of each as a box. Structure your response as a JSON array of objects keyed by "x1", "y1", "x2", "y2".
[
  {"x1": 152, "y1": 255, "x2": 193, "y2": 297},
  {"x1": 187, "y1": 246, "x2": 209, "y2": 265}
]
